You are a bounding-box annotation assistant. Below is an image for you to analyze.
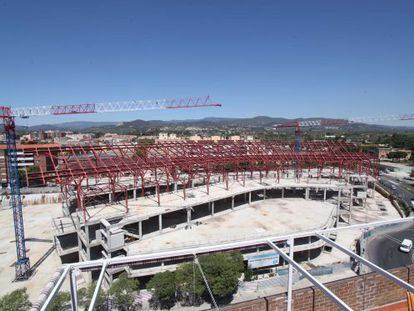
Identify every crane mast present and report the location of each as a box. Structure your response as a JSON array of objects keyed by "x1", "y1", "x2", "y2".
[{"x1": 0, "y1": 96, "x2": 220, "y2": 280}]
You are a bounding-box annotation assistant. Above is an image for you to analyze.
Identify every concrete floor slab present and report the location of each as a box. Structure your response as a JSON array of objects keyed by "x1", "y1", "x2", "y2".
[{"x1": 127, "y1": 198, "x2": 336, "y2": 255}]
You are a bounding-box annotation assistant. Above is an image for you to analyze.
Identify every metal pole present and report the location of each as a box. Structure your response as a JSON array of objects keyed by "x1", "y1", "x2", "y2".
[
  {"x1": 88, "y1": 261, "x2": 108, "y2": 311},
  {"x1": 40, "y1": 265, "x2": 71, "y2": 311},
  {"x1": 194, "y1": 255, "x2": 219, "y2": 310},
  {"x1": 267, "y1": 240, "x2": 352, "y2": 311},
  {"x1": 69, "y1": 268, "x2": 79, "y2": 311},
  {"x1": 287, "y1": 237, "x2": 294, "y2": 311}
]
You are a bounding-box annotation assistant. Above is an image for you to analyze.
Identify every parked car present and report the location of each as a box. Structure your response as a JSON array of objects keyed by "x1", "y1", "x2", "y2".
[{"x1": 399, "y1": 239, "x2": 413, "y2": 253}]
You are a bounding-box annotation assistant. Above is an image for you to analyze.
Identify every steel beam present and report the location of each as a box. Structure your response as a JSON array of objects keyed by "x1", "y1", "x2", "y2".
[
  {"x1": 287, "y1": 238, "x2": 294, "y2": 311},
  {"x1": 267, "y1": 240, "x2": 352, "y2": 311},
  {"x1": 69, "y1": 268, "x2": 79, "y2": 311},
  {"x1": 88, "y1": 261, "x2": 108, "y2": 311},
  {"x1": 40, "y1": 265, "x2": 71, "y2": 311}
]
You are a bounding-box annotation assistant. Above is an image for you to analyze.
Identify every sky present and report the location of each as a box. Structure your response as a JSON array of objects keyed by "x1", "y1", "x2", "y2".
[{"x1": 0, "y1": 1, "x2": 413, "y2": 126}]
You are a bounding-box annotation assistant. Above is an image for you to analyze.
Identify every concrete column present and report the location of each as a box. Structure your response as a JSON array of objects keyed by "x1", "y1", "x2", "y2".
[
  {"x1": 281, "y1": 188, "x2": 285, "y2": 199},
  {"x1": 191, "y1": 179, "x2": 195, "y2": 190},
  {"x1": 138, "y1": 221, "x2": 142, "y2": 239},
  {"x1": 211, "y1": 201, "x2": 215, "y2": 216},
  {"x1": 305, "y1": 187, "x2": 309, "y2": 200},
  {"x1": 174, "y1": 182, "x2": 178, "y2": 193},
  {"x1": 263, "y1": 189, "x2": 266, "y2": 200},
  {"x1": 85, "y1": 224, "x2": 90, "y2": 243},
  {"x1": 133, "y1": 189, "x2": 137, "y2": 200},
  {"x1": 337, "y1": 189, "x2": 341, "y2": 226},
  {"x1": 323, "y1": 188, "x2": 327, "y2": 201},
  {"x1": 187, "y1": 208, "x2": 191, "y2": 224},
  {"x1": 350, "y1": 186, "x2": 353, "y2": 209},
  {"x1": 158, "y1": 214, "x2": 162, "y2": 232},
  {"x1": 231, "y1": 196, "x2": 234, "y2": 210},
  {"x1": 109, "y1": 193, "x2": 113, "y2": 203},
  {"x1": 248, "y1": 192, "x2": 251, "y2": 205}
]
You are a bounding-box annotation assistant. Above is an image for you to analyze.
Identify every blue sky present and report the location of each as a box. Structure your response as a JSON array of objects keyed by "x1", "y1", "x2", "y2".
[{"x1": 0, "y1": 1, "x2": 413, "y2": 126}]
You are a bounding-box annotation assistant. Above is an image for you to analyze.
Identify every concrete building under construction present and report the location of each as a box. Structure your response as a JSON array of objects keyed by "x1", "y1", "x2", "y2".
[{"x1": 17, "y1": 140, "x2": 382, "y2": 284}]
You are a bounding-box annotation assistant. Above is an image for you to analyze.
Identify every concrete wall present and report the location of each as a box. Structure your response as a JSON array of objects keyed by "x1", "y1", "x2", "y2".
[{"x1": 211, "y1": 265, "x2": 414, "y2": 311}]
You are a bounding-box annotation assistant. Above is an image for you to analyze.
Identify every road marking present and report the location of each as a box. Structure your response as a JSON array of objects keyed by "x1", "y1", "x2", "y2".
[{"x1": 382, "y1": 233, "x2": 402, "y2": 245}]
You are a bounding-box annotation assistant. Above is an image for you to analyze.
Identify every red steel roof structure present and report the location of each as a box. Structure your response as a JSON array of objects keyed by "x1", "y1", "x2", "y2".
[{"x1": 22, "y1": 140, "x2": 377, "y2": 221}]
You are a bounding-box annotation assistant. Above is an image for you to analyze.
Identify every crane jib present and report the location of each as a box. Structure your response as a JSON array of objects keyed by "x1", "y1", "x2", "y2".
[{"x1": 51, "y1": 103, "x2": 97, "y2": 115}]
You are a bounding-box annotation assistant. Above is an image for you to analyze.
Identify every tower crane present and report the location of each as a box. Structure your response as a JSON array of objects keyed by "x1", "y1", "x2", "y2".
[
  {"x1": 0, "y1": 95, "x2": 221, "y2": 280},
  {"x1": 274, "y1": 113, "x2": 414, "y2": 153}
]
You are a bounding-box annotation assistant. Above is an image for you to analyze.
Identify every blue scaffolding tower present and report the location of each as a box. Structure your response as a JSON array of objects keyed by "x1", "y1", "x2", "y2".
[{"x1": 4, "y1": 115, "x2": 30, "y2": 280}]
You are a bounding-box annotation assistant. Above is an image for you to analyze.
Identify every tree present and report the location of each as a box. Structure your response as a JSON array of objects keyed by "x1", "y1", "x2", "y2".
[
  {"x1": 175, "y1": 252, "x2": 244, "y2": 306},
  {"x1": 49, "y1": 291, "x2": 70, "y2": 311},
  {"x1": 197, "y1": 253, "x2": 243, "y2": 304},
  {"x1": 388, "y1": 151, "x2": 408, "y2": 161},
  {"x1": 411, "y1": 168, "x2": 414, "y2": 178},
  {"x1": 175, "y1": 262, "x2": 205, "y2": 306},
  {"x1": 109, "y1": 273, "x2": 139, "y2": 311},
  {"x1": 147, "y1": 270, "x2": 176, "y2": 310},
  {"x1": 77, "y1": 282, "x2": 106, "y2": 311},
  {"x1": 0, "y1": 288, "x2": 32, "y2": 311}
]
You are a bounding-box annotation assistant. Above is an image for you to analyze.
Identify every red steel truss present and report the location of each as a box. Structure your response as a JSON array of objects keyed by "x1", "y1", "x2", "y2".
[{"x1": 23, "y1": 140, "x2": 378, "y2": 221}]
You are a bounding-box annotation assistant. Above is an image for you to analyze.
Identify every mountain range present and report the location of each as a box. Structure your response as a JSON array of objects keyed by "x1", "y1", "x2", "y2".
[{"x1": 17, "y1": 116, "x2": 414, "y2": 133}]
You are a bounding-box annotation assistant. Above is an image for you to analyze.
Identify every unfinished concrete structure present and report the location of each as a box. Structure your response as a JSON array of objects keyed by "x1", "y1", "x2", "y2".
[{"x1": 13, "y1": 140, "x2": 376, "y2": 285}]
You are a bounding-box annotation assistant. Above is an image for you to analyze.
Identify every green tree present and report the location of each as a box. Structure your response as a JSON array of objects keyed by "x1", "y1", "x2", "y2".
[
  {"x1": 390, "y1": 133, "x2": 414, "y2": 149},
  {"x1": 0, "y1": 288, "x2": 32, "y2": 311},
  {"x1": 197, "y1": 253, "x2": 243, "y2": 304},
  {"x1": 175, "y1": 252, "x2": 244, "y2": 306},
  {"x1": 49, "y1": 291, "x2": 70, "y2": 311},
  {"x1": 77, "y1": 282, "x2": 106, "y2": 311},
  {"x1": 109, "y1": 273, "x2": 139, "y2": 311},
  {"x1": 388, "y1": 151, "x2": 408, "y2": 161},
  {"x1": 243, "y1": 268, "x2": 254, "y2": 282},
  {"x1": 176, "y1": 262, "x2": 205, "y2": 306},
  {"x1": 147, "y1": 270, "x2": 176, "y2": 310}
]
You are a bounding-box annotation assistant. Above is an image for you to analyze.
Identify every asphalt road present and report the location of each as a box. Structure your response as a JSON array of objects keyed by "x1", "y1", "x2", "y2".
[
  {"x1": 379, "y1": 174, "x2": 414, "y2": 209},
  {"x1": 366, "y1": 222, "x2": 414, "y2": 269}
]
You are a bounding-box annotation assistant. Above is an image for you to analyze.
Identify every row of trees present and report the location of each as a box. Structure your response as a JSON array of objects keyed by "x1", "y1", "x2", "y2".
[
  {"x1": 0, "y1": 273, "x2": 139, "y2": 311},
  {"x1": 387, "y1": 151, "x2": 408, "y2": 161},
  {"x1": 0, "y1": 252, "x2": 245, "y2": 311},
  {"x1": 148, "y1": 252, "x2": 244, "y2": 309}
]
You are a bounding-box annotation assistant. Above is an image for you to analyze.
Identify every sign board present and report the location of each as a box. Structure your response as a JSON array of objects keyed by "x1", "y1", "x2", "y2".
[{"x1": 247, "y1": 251, "x2": 280, "y2": 269}]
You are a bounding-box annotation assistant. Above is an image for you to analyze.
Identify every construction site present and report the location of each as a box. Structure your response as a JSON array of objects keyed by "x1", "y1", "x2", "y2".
[{"x1": 0, "y1": 99, "x2": 414, "y2": 311}]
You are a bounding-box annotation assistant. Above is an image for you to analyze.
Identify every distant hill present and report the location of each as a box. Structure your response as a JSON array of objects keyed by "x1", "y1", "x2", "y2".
[
  {"x1": 20, "y1": 116, "x2": 414, "y2": 134},
  {"x1": 29, "y1": 121, "x2": 118, "y2": 131}
]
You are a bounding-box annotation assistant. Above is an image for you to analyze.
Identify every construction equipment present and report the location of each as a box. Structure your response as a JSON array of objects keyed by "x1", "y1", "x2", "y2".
[
  {"x1": 274, "y1": 113, "x2": 414, "y2": 153},
  {"x1": 0, "y1": 96, "x2": 220, "y2": 280}
]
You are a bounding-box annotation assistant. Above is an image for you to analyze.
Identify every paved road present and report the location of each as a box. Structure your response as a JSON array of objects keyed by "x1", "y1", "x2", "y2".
[
  {"x1": 366, "y1": 222, "x2": 414, "y2": 269},
  {"x1": 379, "y1": 175, "x2": 414, "y2": 209}
]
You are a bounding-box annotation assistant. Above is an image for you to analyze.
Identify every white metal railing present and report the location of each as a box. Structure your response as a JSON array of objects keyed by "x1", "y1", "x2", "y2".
[{"x1": 32, "y1": 217, "x2": 414, "y2": 311}]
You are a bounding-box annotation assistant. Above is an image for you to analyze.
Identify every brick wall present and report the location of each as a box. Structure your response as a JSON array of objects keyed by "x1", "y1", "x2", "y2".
[{"x1": 208, "y1": 265, "x2": 413, "y2": 311}]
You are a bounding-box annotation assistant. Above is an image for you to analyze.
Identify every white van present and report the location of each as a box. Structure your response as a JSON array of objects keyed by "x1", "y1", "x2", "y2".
[{"x1": 399, "y1": 239, "x2": 413, "y2": 253}]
